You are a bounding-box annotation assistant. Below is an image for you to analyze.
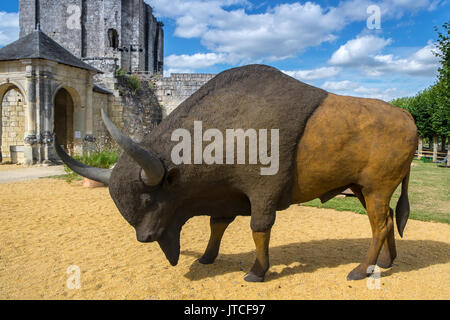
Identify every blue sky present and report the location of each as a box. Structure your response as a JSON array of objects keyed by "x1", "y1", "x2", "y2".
[{"x1": 1, "y1": 0, "x2": 448, "y2": 101}]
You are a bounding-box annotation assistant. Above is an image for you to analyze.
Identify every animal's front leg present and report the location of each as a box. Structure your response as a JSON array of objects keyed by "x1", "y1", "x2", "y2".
[
  {"x1": 199, "y1": 217, "x2": 235, "y2": 264},
  {"x1": 244, "y1": 198, "x2": 276, "y2": 282},
  {"x1": 244, "y1": 230, "x2": 271, "y2": 282}
]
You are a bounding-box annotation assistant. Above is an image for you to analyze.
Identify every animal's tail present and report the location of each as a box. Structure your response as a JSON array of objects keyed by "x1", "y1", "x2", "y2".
[{"x1": 395, "y1": 169, "x2": 411, "y2": 238}]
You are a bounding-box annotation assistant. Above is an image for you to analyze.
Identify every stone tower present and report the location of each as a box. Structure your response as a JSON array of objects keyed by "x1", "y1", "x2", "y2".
[{"x1": 19, "y1": 0, "x2": 164, "y2": 89}]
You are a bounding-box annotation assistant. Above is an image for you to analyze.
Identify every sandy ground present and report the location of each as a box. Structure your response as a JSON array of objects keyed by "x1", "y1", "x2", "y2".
[{"x1": 0, "y1": 178, "x2": 449, "y2": 300}]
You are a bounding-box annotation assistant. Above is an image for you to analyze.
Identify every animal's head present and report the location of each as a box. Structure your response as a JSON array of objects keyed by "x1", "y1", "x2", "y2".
[{"x1": 55, "y1": 110, "x2": 183, "y2": 266}]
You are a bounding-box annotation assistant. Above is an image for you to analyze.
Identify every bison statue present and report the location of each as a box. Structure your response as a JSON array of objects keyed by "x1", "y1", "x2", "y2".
[{"x1": 56, "y1": 65, "x2": 418, "y2": 282}]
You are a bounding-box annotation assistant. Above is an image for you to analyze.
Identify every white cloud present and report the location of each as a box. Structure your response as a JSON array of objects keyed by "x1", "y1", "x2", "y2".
[
  {"x1": 334, "y1": 0, "x2": 439, "y2": 22},
  {"x1": 328, "y1": 35, "x2": 392, "y2": 66},
  {"x1": 283, "y1": 67, "x2": 341, "y2": 81},
  {"x1": 369, "y1": 42, "x2": 439, "y2": 76},
  {"x1": 321, "y1": 80, "x2": 400, "y2": 101},
  {"x1": 147, "y1": 0, "x2": 444, "y2": 69},
  {"x1": 329, "y1": 36, "x2": 439, "y2": 77},
  {"x1": 0, "y1": 12, "x2": 19, "y2": 47},
  {"x1": 165, "y1": 68, "x2": 195, "y2": 76},
  {"x1": 165, "y1": 52, "x2": 230, "y2": 70},
  {"x1": 322, "y1": 80, "x2": 360, "y2": 91},
  {"x1": 148, "y1": 0, "x2": 345, "y2": 63}
]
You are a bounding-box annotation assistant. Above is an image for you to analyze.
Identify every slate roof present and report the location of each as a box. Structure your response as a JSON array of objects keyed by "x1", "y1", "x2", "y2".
[{"x1": 0, "y1": 29, "x2": 100, "y2": 73}]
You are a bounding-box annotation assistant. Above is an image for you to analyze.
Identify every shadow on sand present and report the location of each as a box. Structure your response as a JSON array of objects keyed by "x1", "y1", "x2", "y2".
[{"x1": 181, "y1": 238, "x2": 450, "y2": 281}]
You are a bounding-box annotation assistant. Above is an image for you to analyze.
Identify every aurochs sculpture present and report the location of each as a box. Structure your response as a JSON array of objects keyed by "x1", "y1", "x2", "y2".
[{"x1": 56, "y1": 65, "x2": 418, "y2": 282}]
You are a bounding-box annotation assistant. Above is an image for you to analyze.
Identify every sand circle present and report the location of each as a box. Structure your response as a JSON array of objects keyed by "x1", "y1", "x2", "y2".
[{"x1": 0, "y1": 179, "x2": 449, "y2": 299}]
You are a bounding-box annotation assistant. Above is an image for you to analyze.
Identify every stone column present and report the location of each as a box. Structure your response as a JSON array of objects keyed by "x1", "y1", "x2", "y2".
[
  {"x1": 41, "y1": 64, "x2": 56, "y2": 164},
  {"x1": 23, "y1": 62, "x2": 38, "y2": 165},
  {"x1": 156, "y1": 22, "x2": 164, "y2": 74},
  {"x1": 84, "y1": 72, "x2": 95, "y2": 155},
  {"x1": 73, "y1": 94, "x2": 85, "y2": 157},
  {"x1": 35, "y1": 63, "x2": 46, "y2": 163}
]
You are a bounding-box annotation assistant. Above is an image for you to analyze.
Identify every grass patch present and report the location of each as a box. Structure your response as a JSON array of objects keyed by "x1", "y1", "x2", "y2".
[
  {"x1": 126, "y1": 75, "x2": 141, "y2": 96},
  {"x1": 303, "y1": 160, "x2": 450, "y2": 224},
  {"x1": 63, "y1": 150, "x2": 120, "y2": 183},
  {"x1": 41, "y1": 174, "x2": 82, "y2": 181},
  {"x1": 72, "y1": 150, "x2": 119, "y2": 169}
]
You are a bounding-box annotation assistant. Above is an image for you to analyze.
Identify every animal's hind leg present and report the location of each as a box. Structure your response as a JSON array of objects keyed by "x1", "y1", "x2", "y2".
[
  {"x1": 198, "y1": 216, "x2": 235, "y2": 264},
  {"x1": 350, "y1": 186, "x2": 397, "y2": 269},
  {"x1": 377, "y1": 208, "x2": 397, "y2": 268},
  {"x1": 347, "y1": 192, "x2": 392, "y2": 280}
]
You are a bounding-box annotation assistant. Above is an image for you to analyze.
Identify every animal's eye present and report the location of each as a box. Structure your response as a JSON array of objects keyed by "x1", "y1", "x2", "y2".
[{"x1": 140, "y1": 194, "x2": 153, "y2": 206}]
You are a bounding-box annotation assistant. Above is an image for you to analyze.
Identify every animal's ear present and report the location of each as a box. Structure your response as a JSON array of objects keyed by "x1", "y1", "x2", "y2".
[{"x1": 163, "y1": 167, "x2": 180, "y2": 189}]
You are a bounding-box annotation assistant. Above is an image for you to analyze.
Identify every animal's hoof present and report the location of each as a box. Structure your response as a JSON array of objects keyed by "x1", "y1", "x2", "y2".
[
  {"x1": 376, "y1": 258, "x2": 393, "y2": 269},
  {"x1": 244, "y1": 272, "x2": 265, "y2": 283},
  {"x1": 347, "y1": 266, "x2": 369, "y2": 281},
  {"x1": 198, "y1": 255, "x2": 216, "y2": 264}
]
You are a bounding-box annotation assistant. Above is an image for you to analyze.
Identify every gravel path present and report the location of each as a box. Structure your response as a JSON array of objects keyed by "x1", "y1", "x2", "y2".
[{"x1": 0, "y1": 165, "x2": 65, "y2": 183}]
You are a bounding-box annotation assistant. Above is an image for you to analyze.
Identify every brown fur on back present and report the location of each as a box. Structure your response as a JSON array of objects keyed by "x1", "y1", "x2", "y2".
[
  {"x1": 143, "y1": 64, "x2": 329, "y2": 211},
  {"x1": 292, "y1": 93, "x2": 417, "y2": 203}
]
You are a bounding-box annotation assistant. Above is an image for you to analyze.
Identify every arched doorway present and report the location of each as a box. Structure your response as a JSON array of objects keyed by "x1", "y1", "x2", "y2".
[
  {"x1": 0, "y1": 84, "x2": 26, "y2": 163},
  {"x1": 54, "y1": 88, "x2": 74, "y2": 153}
]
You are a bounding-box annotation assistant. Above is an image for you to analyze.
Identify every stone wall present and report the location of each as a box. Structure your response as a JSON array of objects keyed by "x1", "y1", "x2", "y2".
[
  {"x1": 19, "y1": 0, "x2": 163, "y2": 78},
  {"x1": 155, "y1": 73, "x2": 216, "y2": 116},
  {"x1": 91, "y1": 90, "x2": 116, "y2": 150},
  {"x1": 20, "y1": 0, "x2": 84, "y2": 57},
  {"x1": 1, "y1": 88, "x2": 26, "y2": 162},
  {"x1": 115, "y1": 75, "x2": 163, "y2": 142},
  {"x1": 0, "y1": 62, "x2": 213, "y2": 164}
]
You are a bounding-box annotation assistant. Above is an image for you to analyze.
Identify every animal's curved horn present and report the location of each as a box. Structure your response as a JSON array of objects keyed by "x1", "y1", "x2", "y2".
[
  {"x1": 101, "y1": 109, "x2": 165, "y2": 186},
  {"x1": 54, "y1": 138, "x2": 111, "y2": 186}
]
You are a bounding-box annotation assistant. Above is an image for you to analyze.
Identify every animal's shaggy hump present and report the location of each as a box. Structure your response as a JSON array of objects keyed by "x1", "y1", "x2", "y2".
[
  {"x1": 158, "y1": 64, "x2": 327, "y2": 128},
  {"x1": 147, "y1": 64, "x2": 328, "y2": 209}
]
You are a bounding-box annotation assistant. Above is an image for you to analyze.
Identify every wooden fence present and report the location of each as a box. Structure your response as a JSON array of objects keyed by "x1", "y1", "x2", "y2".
[{"x1": 415, "y1": 150, "x2": 447, "y2": 161}]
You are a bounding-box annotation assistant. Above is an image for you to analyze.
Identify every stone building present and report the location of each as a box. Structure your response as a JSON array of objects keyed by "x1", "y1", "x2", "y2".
[
  {"x1": 155, "y1": 73, "x2": 216, "y2": 116},
  {"x1": 0, "y1": 0, "x2": 215, "y2": 165},
  {"x1": 0, "y1": 29, "x2": 112, "y2": 165},
  {"x1": 19, "y1": 0, "x2": 164, "y2": 91},
  {"x1": 0, "y1": 0, "x2": 165, "y2": 164}
]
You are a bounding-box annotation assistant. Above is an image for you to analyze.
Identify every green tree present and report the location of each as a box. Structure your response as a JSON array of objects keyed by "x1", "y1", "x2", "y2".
[
  {"x1": 433, "y1": 22, "x2": 450, "y2": 138},
  {"x1": 408, "y1": 87, "x2": 436, "y2": 139},
  {"x1": 391, "y1": 85, "x2": 442, "y2": 146},
  {"x1": 390, "y1": 96, "x2": 413, "y2": 112}
]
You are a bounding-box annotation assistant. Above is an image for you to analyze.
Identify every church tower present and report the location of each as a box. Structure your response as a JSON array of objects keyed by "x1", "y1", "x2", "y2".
[{"x1": 19, "y1": 0, "x2": 164, "y2": 88}]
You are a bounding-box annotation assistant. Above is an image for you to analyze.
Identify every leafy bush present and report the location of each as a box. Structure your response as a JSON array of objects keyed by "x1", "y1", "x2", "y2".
[
  {"x1": 63, "y1": 150, "x2": 120, "y2": 184},
  {"x1": 127, "y1": 75, "x2": 141, "y2": 95},
  {"x1": 75, "y1": 150, "x2": 119, "y2": 169},
  {"x1": 115, "y1": 67, "x2": 127, "y2": 78}
]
